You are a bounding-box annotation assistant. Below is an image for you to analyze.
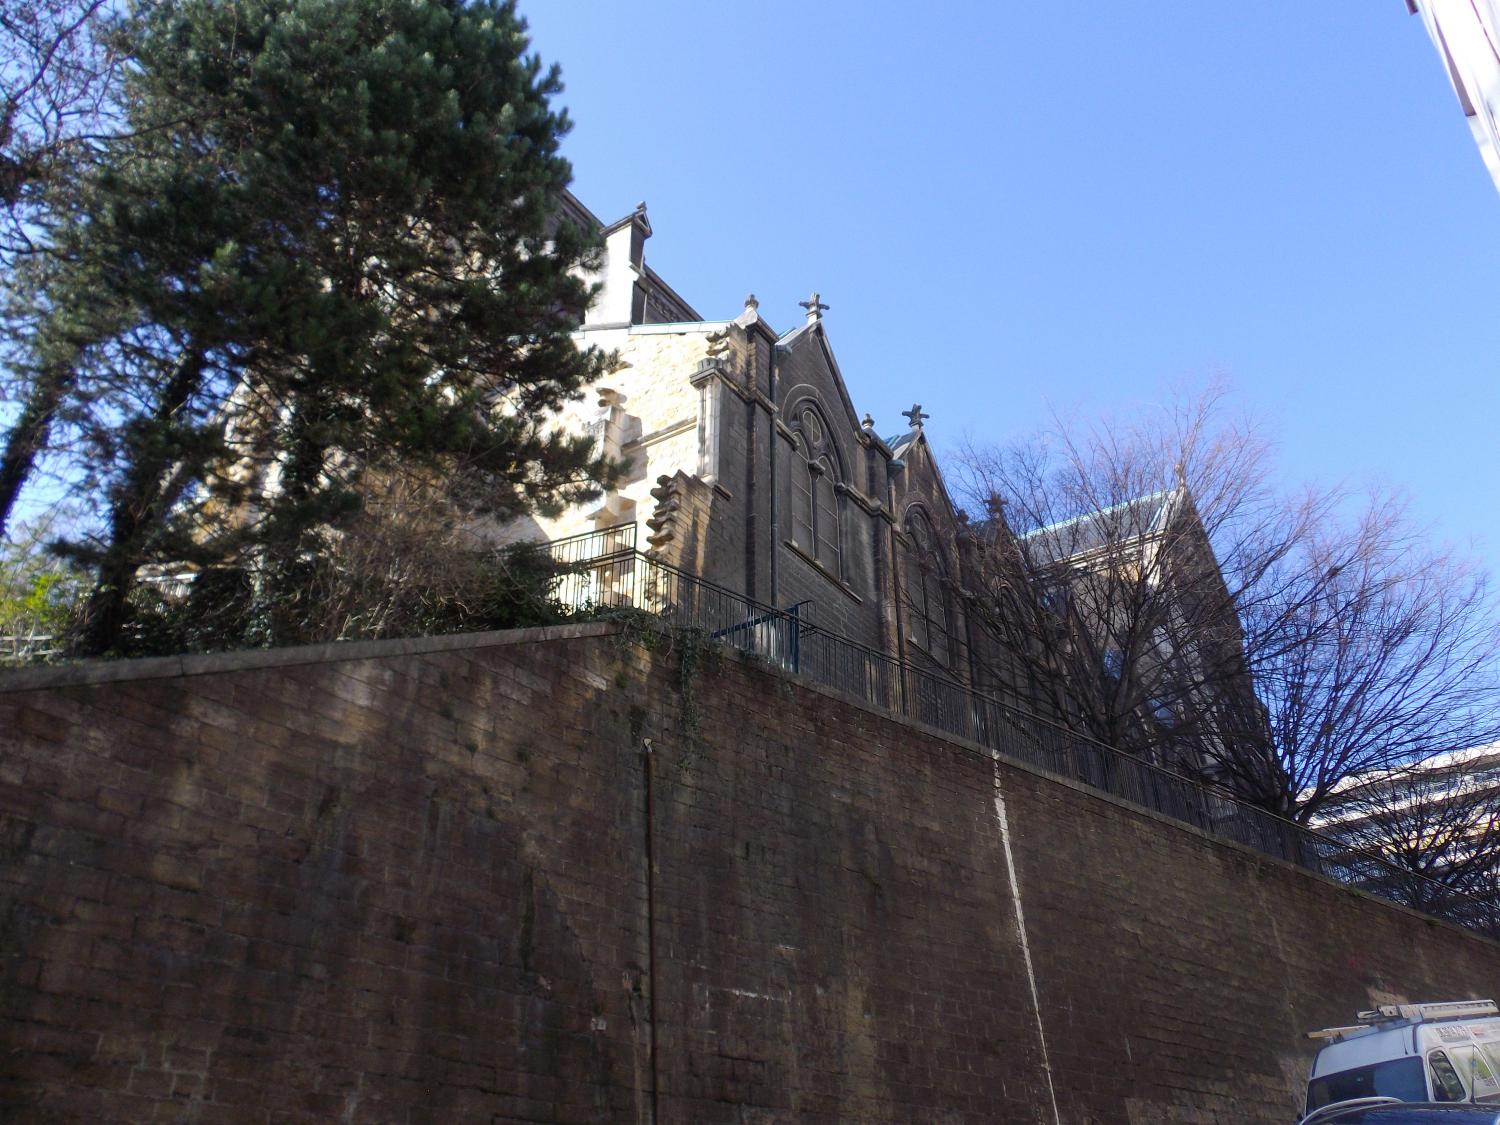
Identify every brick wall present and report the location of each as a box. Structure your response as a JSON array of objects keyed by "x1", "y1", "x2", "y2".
[{"x1": 2, "y1": 625, "x2": 1498, "y2": 1122}]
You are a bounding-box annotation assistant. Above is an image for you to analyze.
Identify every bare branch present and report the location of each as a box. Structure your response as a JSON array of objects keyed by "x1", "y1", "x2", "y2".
[
  {"x1": 0, "y1": 0, "x2": 127, "y2": 257},
  {"x1": 954, "y1": 385, "x2": 1500, "y2": 824},
  {"x1": 1313, "y1": 744, "x2": 1500, "y2": 932}
]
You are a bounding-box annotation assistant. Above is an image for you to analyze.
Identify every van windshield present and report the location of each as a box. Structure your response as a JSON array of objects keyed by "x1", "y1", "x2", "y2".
[{"x1": 1306, "y1": 1057, "x2": 1428, "y2": 1111}]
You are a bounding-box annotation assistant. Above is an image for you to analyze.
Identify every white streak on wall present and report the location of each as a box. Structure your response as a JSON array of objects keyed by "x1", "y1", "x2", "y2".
[{"x1": 991, "y1": 757, "x2": 1061, "y2": 1125}]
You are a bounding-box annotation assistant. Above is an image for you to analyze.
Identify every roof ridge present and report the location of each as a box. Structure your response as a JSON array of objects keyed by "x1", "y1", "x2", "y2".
[{"x1": 1023, "y1": 487, "x2": 1175, "y2": 540}]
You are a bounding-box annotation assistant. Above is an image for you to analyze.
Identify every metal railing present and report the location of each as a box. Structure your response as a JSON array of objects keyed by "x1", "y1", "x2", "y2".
[
  {"x1": 550, "y1": 531, "x2": 807, "y2": 669},
  {"x1": 548, "y1": 532, "x2": 1496, "y2": 937},
  {"x1": 547, "y1": 522, "x2": 638, "y2": 568}
]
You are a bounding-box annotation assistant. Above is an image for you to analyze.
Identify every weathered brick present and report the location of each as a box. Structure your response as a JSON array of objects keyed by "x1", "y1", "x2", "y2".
[{"x1": 0, "y1": 629, "x2": 1497, "y2": 1123}]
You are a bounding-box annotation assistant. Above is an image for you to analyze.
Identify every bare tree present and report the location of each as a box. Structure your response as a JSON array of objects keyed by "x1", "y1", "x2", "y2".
[
  {"x1": 1238, "y1": 512, "x2": 1500, "y2": 821},
  {"x1": 956, "y1": 388, "x2": 1500, "y2": 823},
  {"x1": 1312, "y1": 745, "x2": 1500, "y2": 933},
  {"x1": 276, "y1": 472, "x2": 577, "y2": 646},
  {"x1": 0, "y1": 0, "x2": 133, "y2": 541},
  {"x1": 106, "y1": 467, "x2": 580, "y2": 656},
  {"x1": 0, "y1": 0, "x2": 125, "y2": 257}
]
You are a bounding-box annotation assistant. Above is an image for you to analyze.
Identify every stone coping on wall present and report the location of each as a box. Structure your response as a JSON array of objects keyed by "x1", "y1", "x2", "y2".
[
  {"x1": 2, "y1": 619, "x2": 1495, "y2": 953},
  {"x1": 0, "y1": 621, "x2": 623, "y2": 694}
]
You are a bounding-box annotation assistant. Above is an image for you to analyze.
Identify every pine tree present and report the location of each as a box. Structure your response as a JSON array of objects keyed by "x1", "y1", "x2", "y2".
[
  {"x1": 14, "y1": 0, "x2": 613, "y2": 654},
  {"x1": 0, "y1": 0, "x2": 132, "y2": 535}
]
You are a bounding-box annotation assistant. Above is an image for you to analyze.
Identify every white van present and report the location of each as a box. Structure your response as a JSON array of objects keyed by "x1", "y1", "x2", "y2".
[{"x1": 1301, "y1": 1000, "x2": 1500, "y2": 1121}]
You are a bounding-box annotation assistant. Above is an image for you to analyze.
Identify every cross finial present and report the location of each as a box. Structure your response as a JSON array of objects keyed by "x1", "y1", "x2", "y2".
[
  {"x1": 799, "y1": 291, "x2": 829, "y2": 322},
  {"x1": 902, "y1": 403, "x2": 930, "y2": 429}
]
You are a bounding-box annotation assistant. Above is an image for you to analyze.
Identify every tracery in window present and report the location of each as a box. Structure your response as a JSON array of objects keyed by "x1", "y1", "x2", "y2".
[
  {"x1": 788, "y1": 405, "x2": 842, "y2": 576},
  {"x1": 904, "y1": 509, "x2": 951, "y2": 666},
  {"x1": 791, "y1": 434, "x2": 815, "y2": 548}
]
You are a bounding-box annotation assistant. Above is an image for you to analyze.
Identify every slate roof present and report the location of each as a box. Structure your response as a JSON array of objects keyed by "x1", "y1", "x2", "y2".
[
  {"x1": 1022, "y1": 489, "x2": 1177, "y2": 566},
  {"x1": 885, "y1": 430, "x2": 919, "y2": 460}
]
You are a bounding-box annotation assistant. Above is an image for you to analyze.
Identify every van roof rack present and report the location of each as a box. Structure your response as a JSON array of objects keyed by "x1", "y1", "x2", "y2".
[
  {"x1": 1306, "y1": 1000, "x2": 1498, "y2": 1042},
  {"x1": 1306, "y1": 1025, "x2": 1371, "y2": 1042},
  {"x1": 1356, "y1": 1001, "x2": 1498, "y2": 1024}
]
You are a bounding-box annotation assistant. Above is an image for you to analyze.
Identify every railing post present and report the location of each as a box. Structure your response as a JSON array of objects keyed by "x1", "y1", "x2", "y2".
[{"x1": 788, "y1": 604, "x2": 801, "y2": 674}]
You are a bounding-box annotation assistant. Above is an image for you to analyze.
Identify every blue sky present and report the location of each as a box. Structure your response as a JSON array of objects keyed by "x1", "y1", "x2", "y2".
[{"x1": 524, "y1": 1, "x2": 1500, "y2": 573}]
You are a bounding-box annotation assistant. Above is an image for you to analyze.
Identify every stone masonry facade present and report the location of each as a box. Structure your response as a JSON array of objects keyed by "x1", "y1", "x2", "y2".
[
  {"x1": 2, "y1": 625, "x2": 1499, "y2": 1122},
  {"x1": 509, "y1": 196, "x2": 991, "y2": 691}
]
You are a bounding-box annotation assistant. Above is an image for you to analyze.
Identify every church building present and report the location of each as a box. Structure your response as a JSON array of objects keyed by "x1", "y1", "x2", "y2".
[
  {"x1": 512, "y1": 194, "x2": 1258, "y2": 769},
  {"x1": 510, "y1": 193, "x2": 985, "y2": 689}
]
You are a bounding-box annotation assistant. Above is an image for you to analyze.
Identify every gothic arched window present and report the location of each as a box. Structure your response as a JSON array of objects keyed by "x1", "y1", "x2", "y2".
[
  {"x1": 904, "y1": 510, "x2": 951, "y2": 666},
  {"x1": 789, "y1": 406, "x2": 842, "y2": 575}
]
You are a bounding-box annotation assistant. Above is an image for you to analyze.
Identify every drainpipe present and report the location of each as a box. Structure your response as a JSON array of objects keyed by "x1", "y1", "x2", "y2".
[
  {"x1": 958, "y1": 526, "x2": 980, "y2": 690},
  {"x1": 768, "y1": 332, "x2": 779, "y2": 608},
  {"x1": 641, "y1": 737, "x2": 660, "y2": 1123},
  {"x1": 888, "y1": 456, "x2": 908, "y2": 714}
]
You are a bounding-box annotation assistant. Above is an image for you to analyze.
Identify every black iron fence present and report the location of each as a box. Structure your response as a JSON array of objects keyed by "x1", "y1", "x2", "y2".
[
  {"x1": 549, "y1": 529, "x2": 1495, "y2": 936},
  {"x1": 547, "y1": 523, "x2": 638, "y2": 570}
]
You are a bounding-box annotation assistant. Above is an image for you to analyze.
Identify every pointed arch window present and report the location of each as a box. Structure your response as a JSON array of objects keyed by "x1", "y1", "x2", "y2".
[
  {"x1": 904, "y1": 510, "x2": 951, "y2": 666},
  {"x1": 791, "y1": 434, "x2": 815, "y2": 548},
  {"x1": 789, "y1": 406, "x2": 842, "y2": 576}
]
